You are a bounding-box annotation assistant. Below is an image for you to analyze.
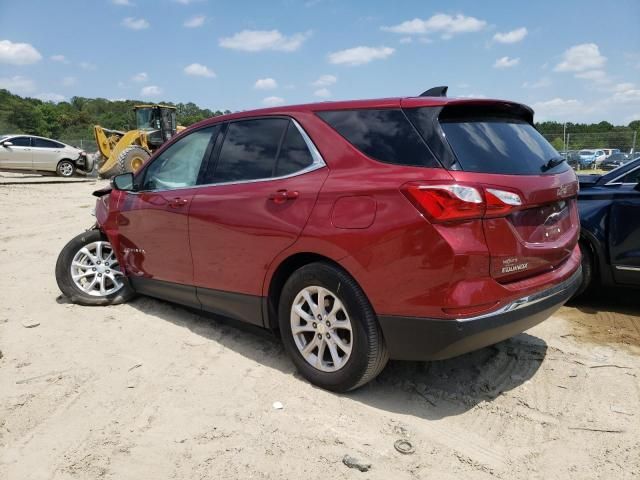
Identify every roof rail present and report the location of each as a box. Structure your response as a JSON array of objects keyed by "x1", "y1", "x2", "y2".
[{"x1": 419, "y1": 86, "x2": 448, "y2": 97}]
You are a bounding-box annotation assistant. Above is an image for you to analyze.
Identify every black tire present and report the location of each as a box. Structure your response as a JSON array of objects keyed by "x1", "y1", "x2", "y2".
[
  {"x1": 55, "y1": 229, "x2": 135, "y2": 306},
  {"x1": 56, "y1": 159, "x2": 76, "y2": 177},
  {"x1": 573, "y1": 240, "x2": 595, "y2": 298},
  {"x1": 98, "y1": 161, "x2": 121, "y2": 179},
  {"x1": 278, "y1": 262, "x2": 388, "y2": 392},
  {"x1": 117, "y1": 146, "x2": 150, "y2": 173}
]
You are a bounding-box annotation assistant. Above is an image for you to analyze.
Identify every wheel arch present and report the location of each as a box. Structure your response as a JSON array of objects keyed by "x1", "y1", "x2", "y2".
[
  {"x1": 57, "y1": 157, "x2": 75, "y2": 166},
  {"x1": 580, "y1": 227, "x2": 613, "y2": 286},
  {"x1": 264, "y1": 252, "x2": 360, "y2": 330}
]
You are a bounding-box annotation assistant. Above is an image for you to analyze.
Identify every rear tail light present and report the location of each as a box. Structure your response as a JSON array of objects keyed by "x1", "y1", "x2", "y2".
[
  {"x1": 485, "y1": 188, "x2": 522, "y2": 216},
  {"x1": 401, "y1": 182, "x2": 523, "y2": 223}
]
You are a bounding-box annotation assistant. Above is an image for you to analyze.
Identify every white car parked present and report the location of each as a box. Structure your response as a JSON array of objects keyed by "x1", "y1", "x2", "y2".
[{"x1": 0, "y1": 134, "x2": 91, "y2": 177}]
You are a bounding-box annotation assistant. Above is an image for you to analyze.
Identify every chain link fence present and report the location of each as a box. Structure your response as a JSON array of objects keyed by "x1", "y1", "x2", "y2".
[
  {"x1": 542, "y1": 131, "x2": 639, "y2": 155},
  {"x1": 58, "y1": 137, "x2": 98, "y2": 153}
]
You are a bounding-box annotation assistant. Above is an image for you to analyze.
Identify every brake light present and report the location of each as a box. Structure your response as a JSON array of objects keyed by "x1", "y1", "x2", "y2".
[{"x1": 401, "y1": 182, "x2": 522, "y2": 223}]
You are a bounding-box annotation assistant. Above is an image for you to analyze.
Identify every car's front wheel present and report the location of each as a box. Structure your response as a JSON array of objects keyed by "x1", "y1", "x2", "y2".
[
  {"x1": 278, "y1": 262, "x2": 388, "y2": 392},
  {"x1": 55, "y1": 229, "x2": 135, "y2": 306},
  {"x1": 56, "y1": 159, "x2": 75, "y2": 177}
]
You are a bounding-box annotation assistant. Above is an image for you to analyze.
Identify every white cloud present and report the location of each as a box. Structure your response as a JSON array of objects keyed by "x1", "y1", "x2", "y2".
[
  {"x1": 611, "y1": 86, "x2": 640, "y2": 103},
  {"x1": 0, "y1": 75, "x2": 36, "y2": 94},
  {"x1": 613, "y1": 82, "x2": 635, "y2": 93},
  {"x1": 532, "y1": 98, "x2": 587, "y2": 120},
  {"x1": 131, "y1": 72, "x2": 148, "y2": 82},
  {"x1": 122, "y1": 17, "x2": 150, "y2": 30},
  {"x1": 184, "y1": 15, "x2": 206, "y2": 28},
  {"x1": 254, "y1": 78, "x2": 277, "y2": 90},
  {"x1": 183, "y1": 63, "x2": 216, "y2": 78},
  {"x1": 554, "y1": 43, "x2": 606, "y2": 72},
  {"x1": 574, "y1": 69, "x2": 610, "y2": 84},
  {"x1": 79, "y1": 61, "x2": 97, "y2": 71},
  {"x1": 175, "y1": 0, "x2": 198, "y2": 4},
  {"x1": 328, "y1": 46, "x2": 395, "y2": 66},
  {"x1": 381, "y1": 14, "x2": 486, "y2": 39},
  {"x1": 0, "y1": 40, "x2": 42, "y2": 65},
  {"x1": 523, "y1": 77, "x2": 551, "y2": 88},
  {"x1": 314, "y1": 88, "x2": 331, "y2": 98},
  {"x1": 140, "y1": 85, "x2": 162, "y2": 97},
  {"x1": 493, "y1": 27, "x2": 527, "y2": 44},
  {"x1": 37, "y1": 92, "x2": 66, "y2": 102},
  {"x1": 312, "y1": 74, "x2": 337, "y2": 87},
  {"x1": 112, "y1": 0, "x2": 134, "y2": 5},
  {"x1": 399, "y1": 37, "x2": 413, "y2": 44},
  {"x1": 50, "y1": 54, "x2": 70, "y2": 64},
  {"x1": 62, "y1": 76, "x2": 77, "y2": 87},
  {"x1": 494, "y1": 56, "x2": 520, "y2": 68},
  {"x1": 219, "y1": 30, "x2": 311, "y2": 52},
  {"x1": 262, "y1": 96, "x2": 284, "y2": 106}
]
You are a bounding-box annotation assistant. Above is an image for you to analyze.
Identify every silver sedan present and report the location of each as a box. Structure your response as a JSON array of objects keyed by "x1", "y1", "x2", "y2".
[{"x1": 0, "y1": 134, "x2": 91, "y2": 177}]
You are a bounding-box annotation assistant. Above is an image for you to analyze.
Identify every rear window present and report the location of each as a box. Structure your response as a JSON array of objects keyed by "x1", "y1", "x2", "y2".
[
  {"x1": 407, "y1": 105, "x2": 569, "y2": 175},
  {"x1": 316, "y1": 109, "x2": 439, "y2": 168}
]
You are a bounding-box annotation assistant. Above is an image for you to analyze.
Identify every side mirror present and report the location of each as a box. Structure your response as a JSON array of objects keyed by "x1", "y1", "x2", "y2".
[
  {"x1": 2, "y1": 141, "x2": 13, "y2": 147},
  {"x1": 111, "y1": 172, "x2": 135, "y2": 191}
]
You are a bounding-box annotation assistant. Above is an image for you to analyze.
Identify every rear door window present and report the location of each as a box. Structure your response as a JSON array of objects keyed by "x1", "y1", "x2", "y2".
[
  {"x1": 33, "y1": 138, "x2": 62, "y2": 148},
  {"x1": 316, "y1": 109, "x2": 439, "y2": 167},
  {"x1": 213, "y1": 118, "x2": 288, "y2": 183}
]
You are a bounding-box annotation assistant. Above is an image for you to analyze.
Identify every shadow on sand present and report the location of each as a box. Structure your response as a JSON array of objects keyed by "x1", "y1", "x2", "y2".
[
  {"x1": 567, "y1": 286, "x2": 640, "y2": 317},
  {"x1": 126, "y1": 295, "x2": 548, "y2": 420}
]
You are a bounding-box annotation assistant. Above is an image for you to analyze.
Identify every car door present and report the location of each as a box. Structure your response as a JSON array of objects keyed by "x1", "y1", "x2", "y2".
[
  {"x1": 0, "y1": 136, "x2": 33, "y2": 169},
  {"x1": 188, "y1": 117, "x2": 328, "y2": 326},
  {"x1": 32, "y1": 137, "x2": 64, "y2": 172},
  {"x1": 112, "y1": 125, "x2": 219, "y2": 307},
  {"x1": 608, "y1": 165, "x2": 640, "y2": 285}
]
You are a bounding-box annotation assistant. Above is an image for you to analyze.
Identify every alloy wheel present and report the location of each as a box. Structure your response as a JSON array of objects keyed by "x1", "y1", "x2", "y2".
[
  {"x1": 290, "y1": 286, "x2": 353, "y2": 372},
  {"x1": 59, "y1": 162, "x2": 74, "y2": 176},
  {"x1": 69, "y1": 241, "x2": 124, "y2": 296}
]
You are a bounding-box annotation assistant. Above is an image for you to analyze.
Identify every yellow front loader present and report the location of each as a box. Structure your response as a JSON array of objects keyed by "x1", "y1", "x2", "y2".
[{"x1": 94, "y1": 104, "x2": 184, "y2": 177}]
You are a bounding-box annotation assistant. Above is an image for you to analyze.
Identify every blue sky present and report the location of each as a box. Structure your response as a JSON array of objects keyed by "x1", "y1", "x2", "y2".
[{"x1": 0, "y1": 0, "x2": 639, "y2": 123}]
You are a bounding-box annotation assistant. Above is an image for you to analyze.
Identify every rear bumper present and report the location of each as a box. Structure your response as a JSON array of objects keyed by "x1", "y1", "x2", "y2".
[{"x1": 378, "y1": 265, "x2": 582, "y2": 361}]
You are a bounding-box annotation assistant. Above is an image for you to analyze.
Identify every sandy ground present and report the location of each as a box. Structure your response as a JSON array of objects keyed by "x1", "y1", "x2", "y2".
[{"x1": 1, "y1": 175, "x2": 639, "y2": 480}]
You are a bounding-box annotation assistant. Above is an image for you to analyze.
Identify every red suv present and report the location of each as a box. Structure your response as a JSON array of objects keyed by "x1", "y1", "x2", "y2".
[{"x1": 56, "y1": 87, "x2": 582, "y2": 392}]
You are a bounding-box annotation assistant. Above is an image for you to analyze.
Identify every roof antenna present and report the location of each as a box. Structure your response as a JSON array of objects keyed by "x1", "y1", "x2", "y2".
[{"x1": 419, "y1": 86, "x2": 448, "y2": 97}]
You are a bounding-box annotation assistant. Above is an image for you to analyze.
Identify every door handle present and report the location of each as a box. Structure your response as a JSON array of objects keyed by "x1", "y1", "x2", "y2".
[
  {"x1": 269, "y1": 189, "x2": 299, "y2": 204},
  {"x1": 168, "y1": 197, "x2": 189, "y2": 208}
]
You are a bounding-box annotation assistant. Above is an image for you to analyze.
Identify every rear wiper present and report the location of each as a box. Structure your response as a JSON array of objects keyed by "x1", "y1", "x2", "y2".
[{"x1": 541, "y1": 156, "x2": 566, "y2": 172}]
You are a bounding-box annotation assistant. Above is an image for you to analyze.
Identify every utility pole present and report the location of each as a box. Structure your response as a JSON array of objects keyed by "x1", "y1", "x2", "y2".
[{"x1": 632, "y1": 131, "x2": 637, "y2": 155}]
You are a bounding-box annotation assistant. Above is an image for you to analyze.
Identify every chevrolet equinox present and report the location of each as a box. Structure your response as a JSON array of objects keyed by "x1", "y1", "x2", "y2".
[{"x1": 56, "y1": 87, "x2": 582, "y2": 391}]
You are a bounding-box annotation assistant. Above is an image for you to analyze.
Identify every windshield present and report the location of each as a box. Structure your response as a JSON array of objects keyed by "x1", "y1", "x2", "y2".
[
  {"x1": 437, "y1": 117, "x2": 567, "y2": 175},
  {"x1": 579, "y1": 150, "x2": 593, "y2": 155},
  {"x1": 136, "y1": 108, "x2": 160, "y2": 131}
]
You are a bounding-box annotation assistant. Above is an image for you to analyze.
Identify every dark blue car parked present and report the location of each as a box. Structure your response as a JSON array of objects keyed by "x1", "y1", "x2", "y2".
[{"x1": 576, "y1": 156, "x2": 640, "y2": 295}]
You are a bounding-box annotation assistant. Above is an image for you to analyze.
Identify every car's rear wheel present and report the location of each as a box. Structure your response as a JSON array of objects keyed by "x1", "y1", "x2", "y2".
[
  {"x1": 573, "y1": 240, "x2": 595, "y2": 298},
  {"x1": 278, "y1": 262, "x2": 388, "y2": 392},
  {"x1": 56, "y1": 159, "x2": 75, "y2": 177},
  {"x1": 55, "y1": 230, "x2": 135, "y2": 306}
]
